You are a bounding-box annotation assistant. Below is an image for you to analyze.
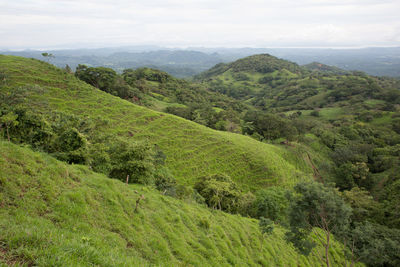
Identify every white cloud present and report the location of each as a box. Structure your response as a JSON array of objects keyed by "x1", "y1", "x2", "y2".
[{"x1": 0, "y1": 0, "x2": 399, "y2": 49}]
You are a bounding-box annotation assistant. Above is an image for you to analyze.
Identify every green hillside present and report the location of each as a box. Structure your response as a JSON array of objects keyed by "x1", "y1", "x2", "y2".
[
  {"x1": 193, "y1": 54, "x2": 400, "y2": 267},
  {"x1": 197, "y1": 54, "x2": 400, "y2": 114},
  {"x1": 2, "y1": 54, "x2": 398, "y2": 266},
  {"x1": 0, "y1": 141, "x2": 354, "y2": 266},
  {"x1": 0, "y1": 55, "x2": 312, "y2": 190}
]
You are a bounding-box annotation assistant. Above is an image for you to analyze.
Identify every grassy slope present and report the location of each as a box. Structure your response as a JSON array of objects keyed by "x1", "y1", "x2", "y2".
[
  {"x1": 0, "y1": 141, "x2": 353, "y2": 266},
  {"x1": 0, "y1": 55, "x2": 312, "y2": 190}
]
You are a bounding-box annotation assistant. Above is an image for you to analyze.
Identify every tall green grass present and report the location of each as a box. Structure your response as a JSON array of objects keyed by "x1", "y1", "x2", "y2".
[{"x1": 0, "y1": 141, "x2": 356, "y2": 266}]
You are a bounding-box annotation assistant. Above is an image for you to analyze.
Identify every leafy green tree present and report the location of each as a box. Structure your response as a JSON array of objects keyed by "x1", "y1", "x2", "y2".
[
  {"x1": 9, "y1": 109, "x2": 53, "y2": 150},
  {"x1": 194, "y1": 174, "x2": 241, "y2": 213},
  {"x1": 237, "y1": 191, "x2": 256, "y2": 216},
  {"x1": 64, "y1": 64, "x2": 72, "y2": 73},
  {"x1": 154, "y1": 168, "x2": 176, "y2": 195},
  {"x1": 285, "y1": 181, "x2": 352, "y2": 267},
  {"x1": 75, "y1": 65, "x2": 117, "y2": 93},
  {"x1": 392, "y1": 118, "x2": 400, "y2": 134},
  {"x1": 335, "y1": 162, "x2": 370, "y2": 190},
  {"x1": 350, "y1": 222, "x2": 400, "y2": 267},
  {"x1": 41, "y1": 52, "x2": 54, "y2": 62},
  {"x1": 52, "y1": 128, "x2": 88, "y2": 164},
  {"x1": 243, "y1": 111, "x2": 298, "y2": 141},
  {"x1": 108, "y1": 139, "x2": 155, "y2": 185},
  {"x1": 341, "y1": 187, "x2": 382, "y2": 224},
  {"x1": 253, "y1": 187, "x2": 289, "y2": 224},
  {"x1": 0, "y1": 112, "x2": 19, "y2": 142}
]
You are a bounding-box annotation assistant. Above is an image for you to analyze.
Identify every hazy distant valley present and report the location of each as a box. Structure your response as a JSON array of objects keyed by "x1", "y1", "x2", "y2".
[{"x1": 2, "y1": 46, "x2": 400, "y2": 78}]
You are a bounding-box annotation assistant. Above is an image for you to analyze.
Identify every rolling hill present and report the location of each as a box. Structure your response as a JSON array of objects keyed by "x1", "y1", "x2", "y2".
[{"x1": 0, "y1": 55, "x2": 313, "y2": 191}]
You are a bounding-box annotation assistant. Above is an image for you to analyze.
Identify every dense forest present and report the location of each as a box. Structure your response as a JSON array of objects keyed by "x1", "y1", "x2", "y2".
[{"x1": 1, "y1": 53, "x2": 400, "y2": 266}]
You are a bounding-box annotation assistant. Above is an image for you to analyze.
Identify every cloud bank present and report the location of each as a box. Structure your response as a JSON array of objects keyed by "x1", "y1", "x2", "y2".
[{"x1": 0, "y1": 0, "x2": 399, "y2": 49}]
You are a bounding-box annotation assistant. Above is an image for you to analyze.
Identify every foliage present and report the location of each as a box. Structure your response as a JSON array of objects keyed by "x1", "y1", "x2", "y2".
[
  {"x1": 194, "y1": 174, "x2": 242, "y2": 213},
  {"x1": 252, "y1": 187, "x2": 289, "y2": 224},
  {"x1": 0, "y1": 111, "x2": 19, "y2": 141},
  {"x1": 52, "y1": 127, "x2": 88, "y2": 164},
  {"x1": 350, "y1": 222, "x2": 400, "y2": 267},
  {"x1": 108, "y1": 139, "x2": 155, "y2": 184},
  {"x1": 286, "y1": 181, "x2": 352, "y2": 266},
  {"x1": 243, "y1": 111, "x2": 298, "y2": 141},
  {"x1": 259, "y1": 217, "x2": 274, "y2": 235},
  {"x1": 0, "y1": 55, "x2": 308, "y2": 192},
  {"x1": 341, "y1": 187, "x2": 382, "y2": 224},
  {"x1": 41, "y1": 52, "x2": 54, "y2": 62},
  {"x1": 0, "y1": 141, "x2": 351, "y2": 266},
  {"x1": 75, "y1": 65, "x2": 117, "y2": 93}
]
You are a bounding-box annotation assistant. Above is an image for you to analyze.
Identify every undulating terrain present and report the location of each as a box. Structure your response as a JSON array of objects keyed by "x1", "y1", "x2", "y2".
[{"x1": 1, "y1": 53, "x2": 400, "y2": 266}]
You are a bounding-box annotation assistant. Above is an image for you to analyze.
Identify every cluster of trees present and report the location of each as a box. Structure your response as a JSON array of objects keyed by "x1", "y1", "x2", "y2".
[
  {"x1": 193, "y1": 172, "x2": 400, "y2": 266},
  {"x1": 75, "y1": 65, "x2": 147, "y2": 104},
  {"x1": 286, "y1": 182, "x2": 400, "y2": 267},
  {"x1": 193, "y1": 173, "x2": 288, "y2": 221},
  {"x1": 166, "y1": 105, "x2": 240, "y2": 132},
  {"x1": 242, "y1": 111, "x2": 298, "y2": 141}
]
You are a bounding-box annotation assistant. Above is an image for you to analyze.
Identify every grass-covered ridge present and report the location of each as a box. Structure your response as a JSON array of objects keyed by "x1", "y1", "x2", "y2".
[
  {"x1": 0, "y1": 141, "x2": 353, "y2": 266},
  {"x1": 0, "y1": 55, "x2": 313, "y2": 190}
]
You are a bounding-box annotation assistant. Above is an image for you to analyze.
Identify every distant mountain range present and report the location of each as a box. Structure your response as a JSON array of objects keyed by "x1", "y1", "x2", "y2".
[{"x1": 1, "y1": 46, "x2": 399, "y2": 77}]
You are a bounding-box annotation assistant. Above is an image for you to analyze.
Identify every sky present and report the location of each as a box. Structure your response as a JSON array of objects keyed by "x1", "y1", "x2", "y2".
[{"x1": 0, "y1": 0, "x2": 399, "y2": 50}]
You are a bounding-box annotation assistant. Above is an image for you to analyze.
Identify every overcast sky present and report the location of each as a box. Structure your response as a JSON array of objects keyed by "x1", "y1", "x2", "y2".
[{"x1": 0, "y1": 0, "x2": 399, "y2": 49}]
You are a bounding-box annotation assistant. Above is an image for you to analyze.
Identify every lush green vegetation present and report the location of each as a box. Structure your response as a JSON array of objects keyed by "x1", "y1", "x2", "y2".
[
  {"x1": 0, "y1": 55, "x2": 313, "y2": 192},
  {"x1": 75, "y1": 64, "x2": 247, "y2": 132},
  {"x1": 195, "y1": 53, "x2": 400, "y2": 266},
  {"x1": 1, "y1": 53, "x2": 400, "y2": 266},
  {"x1": 0, "y1": 140, "x2": 356, "y2": 266}
]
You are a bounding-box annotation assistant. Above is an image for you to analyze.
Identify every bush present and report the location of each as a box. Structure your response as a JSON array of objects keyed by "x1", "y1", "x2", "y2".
[
  {"x1": 194, "y1": 174, "x2": 242, "y2": 213},
  {"x1": 108, "y1": 139, "x2": 155, "y2": 184},
  {"x1": 259, "y1": 217, "x2": 274, "y2": 235},
  {"x1": 310, "y1": 110, "x2": 320, "y2": 117},
  {"x1": 52, "y1": 128, "x2": 88, "y2": 164},
  {"x1": 154, "y1": 168, "x2": 176, "y2": 193},
  {"x1": 253, "y1": 187, "x2": 289, "y2": 224}
]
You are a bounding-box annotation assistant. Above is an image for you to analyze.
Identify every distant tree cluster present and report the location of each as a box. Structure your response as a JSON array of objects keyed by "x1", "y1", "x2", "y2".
[{"x1": 75, "y1": 65, "x2": 146, "y2": 104}]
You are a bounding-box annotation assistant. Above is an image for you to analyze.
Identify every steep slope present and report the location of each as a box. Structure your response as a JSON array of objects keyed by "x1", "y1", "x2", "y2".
[
  {"x1": 0, "y1": 141, "x2": 355, "y2": 266},
  {"x1": 0, "y1": 55, "x2": 313, "y2": 190}
]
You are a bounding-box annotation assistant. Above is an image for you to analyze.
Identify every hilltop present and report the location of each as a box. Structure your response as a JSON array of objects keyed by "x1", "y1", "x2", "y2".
[
  {"x1": 197, "y1": 54, "x2": 400, "y2": 113},
  {"x1": 195, "y1": 54, "x2": 302, "y2": 80}
]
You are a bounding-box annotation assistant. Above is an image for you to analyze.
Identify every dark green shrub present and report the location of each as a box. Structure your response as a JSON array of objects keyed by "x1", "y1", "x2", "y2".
[
  {"x1": 52, "y1": 128, "x2": 88, "y2": 164},
  {"x1": 310, "y1": 110, "x2": 320, "y2": 117},
  {"x1": 154, "y1": 168, "x2": 176, "y2": 193},
  {"x1": 259, "y1": 217, "x2": 274, "y2": 235},
  {"x1": 253, "y1": 187, "x2": 289, "y2": 224},
  {"x1": 108, "y1": 139, "x2": 155, "y2": 184}
]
